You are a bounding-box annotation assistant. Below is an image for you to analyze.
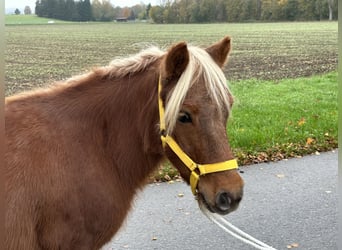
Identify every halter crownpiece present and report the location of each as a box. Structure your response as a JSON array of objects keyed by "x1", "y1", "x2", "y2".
[{"x1": 158, "y1": 75, "x2": 238, "y2": 195}]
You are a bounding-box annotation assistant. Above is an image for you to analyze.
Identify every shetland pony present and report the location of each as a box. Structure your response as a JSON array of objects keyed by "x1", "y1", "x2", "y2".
[{"x1": 5, "y1": 37, "x2": 244, "y2": 249}]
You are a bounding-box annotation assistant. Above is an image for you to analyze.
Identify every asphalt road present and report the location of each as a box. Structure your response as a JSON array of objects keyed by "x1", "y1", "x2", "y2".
[{"x1": 102, "y1": 151, "x2": 338, "y2": 250}]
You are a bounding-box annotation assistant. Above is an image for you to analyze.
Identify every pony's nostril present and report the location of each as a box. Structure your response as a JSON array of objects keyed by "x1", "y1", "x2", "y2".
[{"x1": 215, "y1": 192, "x2": 231, "y2": 212}]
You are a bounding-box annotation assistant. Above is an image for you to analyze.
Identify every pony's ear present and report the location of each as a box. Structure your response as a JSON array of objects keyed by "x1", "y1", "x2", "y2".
[
  {"x1": 163, "y1": 42, "x2": 189, "y2": 81},
  {"x1": 205, "y1": 36, "x2": 231, "y2": 68}
]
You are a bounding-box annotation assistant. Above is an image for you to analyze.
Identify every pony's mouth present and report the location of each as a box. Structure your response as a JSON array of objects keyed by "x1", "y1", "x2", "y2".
[
  {"x1": 197, "y1": 193, "x2": 225, "y2": 215},
  {"x1": 198, "y1": 193, "x2": 227, "y2": 216}
]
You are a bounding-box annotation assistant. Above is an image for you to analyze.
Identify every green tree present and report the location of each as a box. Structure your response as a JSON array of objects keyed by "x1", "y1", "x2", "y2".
[
  {"x1": 92, "y1": 0, "x2": 115, "y2": 21},
  {"x1": 178, "y1": 0, "x2": 192, "y2": 23},
  {"x1": 189, "y1": 1, "x2": 200, "y2": 22},
  {"x1": 146, "y1": 3, "x2": 152, "y2": 19},
  {"x1": 226, "y1": 0, "x2": 244, "y2": 22},
  {"x1": 239, "y1": 0, "x2": 255, "y2": 21},
  {"x1": 255, "y1": 0, "x2": 262, "y2": 20},
  {"x1": 46, "y1": 0, "x2": 57, "y2": 18},
  {"x1": 260, "y1": 0, "x2": 272, "y2": 20},
  {"x1": 314, "y1": 0, "x2": 327, "y2": 20},
  {"x1": 132, "y1": 4, "x2": 145, "y2": 20},
  {"x1": 146, "y1": 0, "x2": 338, "y2": 23},
  {"x1": 332, "y1": 0, "x2": 338, "y2": 20},
  {"x1": 215, "y1": 0, "x2": 227, "y2": 22},
  {"x1": 65, "y1": 0, "x2": 79, "y2": 21},
  {"x1": 284, "y1": 0, "x2": 298, "y2": 20},
  {"x1": 297, "y1": 0, "x2": 316, "y2": 20},
  {"x1": 163, "y1": 1, "x2": 179, "y2": 23},
  {"x1": 24, "y1": 6, "x2": 32, "y2": 15},
  {"x1": 55, "y1": 0, "x2": 66, "y2": 20},
  {"x1": 78, "y1": 0, "x2": 92, "y2": 21},
  {"x1": 14, "y1": 8, "x2": 21, "y2": 15},
  {"x1": 35, "y1": 0, "x2": 44, "y2": 17},
  {"x1": 149, "y1": 5, "x2": 164, "y2": 23},
  {"x1": 113, "y1": 6, "x2": 121, "y2": 19},
  {"x1": 199, "y1": 0, "x2": 216, "y2": 22}
]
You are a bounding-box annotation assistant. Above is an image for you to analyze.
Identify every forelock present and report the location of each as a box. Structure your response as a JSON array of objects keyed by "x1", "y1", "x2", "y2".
[{"x1": 163, "y1": 46, "x2": 232, "y2": 135}]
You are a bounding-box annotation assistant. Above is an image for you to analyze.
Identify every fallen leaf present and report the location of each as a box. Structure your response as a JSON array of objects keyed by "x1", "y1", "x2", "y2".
[
  {"x1": 178, "y1": 193, "x2": 184, "y2": 197},
  {"x1": 306, "y1": 137, "x2": 315, "y2": 145},
  {"x1": 286, "y1": 243, "x2": 299, "y2": 248},
  {"x1": 276, "y1": 174, "x2": 285, "y2": 178},
  {"x1": 297, "y1": 117, "x2": 306, "y2": 126},
  {"x1": 152, "y1": 236, "x2": 157, "y2": 241}
]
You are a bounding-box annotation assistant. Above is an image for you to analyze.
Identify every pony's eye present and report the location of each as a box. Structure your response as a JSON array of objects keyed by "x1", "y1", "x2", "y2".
[{"x1": 178, "y1": 112, "x2": 192, "y2": 123}]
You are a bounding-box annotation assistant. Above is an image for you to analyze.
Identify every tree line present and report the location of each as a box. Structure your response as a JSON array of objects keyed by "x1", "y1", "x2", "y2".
[
  {"x1": 35, "y1": 0, "x2": 137, "y2": 21},
  {"x1": 149, "y1": 0, "x2": 338, "y2": 23},
  {"x1": 35, "y1": 0, "x2": 92, "y2": 21},
  {"x1": 14, "y1": 6, "x2": 33, "y2": 15},
  {"x1": 35, "y1": 0, "x2": 337, "y2": 23},
  {"x1": 35, "y1": 0, "x2": 152, "y2": 21}
]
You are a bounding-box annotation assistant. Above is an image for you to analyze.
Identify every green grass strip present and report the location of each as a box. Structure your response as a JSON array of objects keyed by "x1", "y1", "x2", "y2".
[
  {"x1": 228, "y1": 72, "x2": 338, "y2": 165},
  {"x1": 5, "y1": 14, "x2": 74, "y2": 25}
]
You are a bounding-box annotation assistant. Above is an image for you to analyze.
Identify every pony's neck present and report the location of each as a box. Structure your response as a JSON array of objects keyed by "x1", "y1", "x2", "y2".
[{"x1": 53, "y1": 65, "x2": 164, "y2": 190}]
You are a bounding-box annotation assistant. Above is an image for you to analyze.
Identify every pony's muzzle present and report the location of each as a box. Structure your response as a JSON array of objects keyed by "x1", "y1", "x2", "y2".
[{"x1": 215, "y1": 191, "x2": 243, "y2": 215}]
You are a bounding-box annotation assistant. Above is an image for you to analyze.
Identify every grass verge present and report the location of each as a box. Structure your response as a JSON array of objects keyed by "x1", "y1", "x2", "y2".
[
  {"x1": 229, "y1": 72, "x2": 337, "y2": 165},
  {"x1": 5, "y1": 14, "x2": 73, "y2": 25}
]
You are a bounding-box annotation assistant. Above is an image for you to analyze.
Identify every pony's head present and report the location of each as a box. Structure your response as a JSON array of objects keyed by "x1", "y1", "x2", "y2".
[{"x1": 159, "y1": 37, "x2": 244, "y2": 215}]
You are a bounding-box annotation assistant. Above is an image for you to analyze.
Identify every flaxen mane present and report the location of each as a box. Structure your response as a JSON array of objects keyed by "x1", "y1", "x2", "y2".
[{"x1": 107, "y1": 47, "x2": 165, "y2": 79}]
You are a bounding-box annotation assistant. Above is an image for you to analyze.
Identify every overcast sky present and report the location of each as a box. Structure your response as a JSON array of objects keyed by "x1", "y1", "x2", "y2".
[{"x1": 5, "y1": 0, "x2": 159, "y2": 12}]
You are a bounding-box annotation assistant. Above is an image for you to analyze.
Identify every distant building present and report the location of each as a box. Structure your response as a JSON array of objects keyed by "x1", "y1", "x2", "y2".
[{"x1": 116, "y1": 17, "x2": 127, "y2": 22}]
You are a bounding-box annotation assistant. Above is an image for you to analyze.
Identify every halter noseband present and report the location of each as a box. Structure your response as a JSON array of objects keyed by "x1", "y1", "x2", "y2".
[{"x1": 158, "y1": 75, "x2": 238, "y2": 195}]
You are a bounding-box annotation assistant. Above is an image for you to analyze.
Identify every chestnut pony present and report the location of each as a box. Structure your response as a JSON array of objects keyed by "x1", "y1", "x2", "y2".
[{"x1": 5, "y1": 37, "x2": 244, "y2": 249}]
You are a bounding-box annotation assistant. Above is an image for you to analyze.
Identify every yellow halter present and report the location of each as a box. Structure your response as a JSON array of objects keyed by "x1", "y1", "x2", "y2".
[{"x1": 158, "y1": 76, "x2": 238, "y2": 195}]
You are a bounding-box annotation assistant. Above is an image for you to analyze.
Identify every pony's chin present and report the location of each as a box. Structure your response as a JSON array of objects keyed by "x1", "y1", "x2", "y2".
[{"x1": 198, "y1": 193, "x2": 213, "y2": 212}]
